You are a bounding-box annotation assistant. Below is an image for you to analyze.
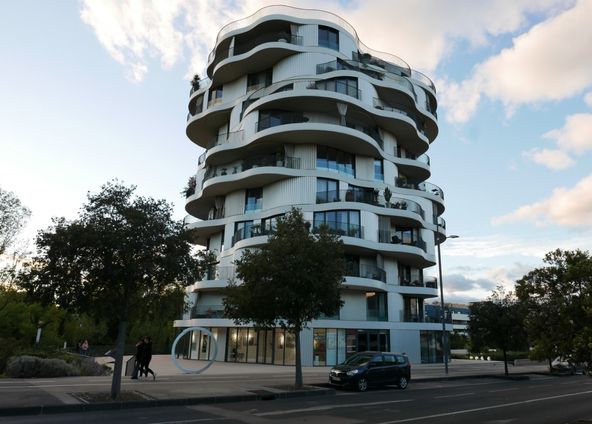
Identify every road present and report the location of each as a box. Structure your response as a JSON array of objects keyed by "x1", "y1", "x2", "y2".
[{"x1": 3, "y1": 374, "x2": 592, "y2": 423}]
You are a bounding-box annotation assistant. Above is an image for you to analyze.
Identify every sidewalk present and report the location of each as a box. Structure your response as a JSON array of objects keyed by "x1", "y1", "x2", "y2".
[{"x1": 0, "y1": 356, "x2": 551, "y2": 416}]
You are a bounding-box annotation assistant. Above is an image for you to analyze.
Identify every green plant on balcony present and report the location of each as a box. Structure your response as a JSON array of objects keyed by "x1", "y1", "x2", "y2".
[
  {"x1": 383, "y1": 187, "x2": 392, "y2": 206},
  {"x1": 191, "y1": 74, "x2": 200, "y2": 92},
  {"x1": 181, "y1": 176, "x2": 196, "y2": 197}
]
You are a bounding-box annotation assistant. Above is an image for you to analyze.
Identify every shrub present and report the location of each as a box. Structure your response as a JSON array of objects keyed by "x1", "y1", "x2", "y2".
[
  {"x1": 6, "y1": 355, "x2": 80, "y2": 378},
  {"x1": 78, "y1": 357, "x2": 112, "y2": 376}
]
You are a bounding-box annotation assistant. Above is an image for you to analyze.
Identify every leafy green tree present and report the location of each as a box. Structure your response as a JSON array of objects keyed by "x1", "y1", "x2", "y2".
[
  {"x1": 19, "y1": 181, "x2": 200, "y2": 399},
  {"x1": 0, "y1": 187, "x2": 31, "y2": 256},
  {"x1": 128, "y1": 286, "x2": 186, "y2": 353},
  {"x1": 223, "y1": 208, "x2": 345, "y2": 388},
  {"x1": 468, "y1": 286, "x2": 528, "y2": 376},
  {"x1": 516, "y1": 249, "x2": 592, "y2": 368}
]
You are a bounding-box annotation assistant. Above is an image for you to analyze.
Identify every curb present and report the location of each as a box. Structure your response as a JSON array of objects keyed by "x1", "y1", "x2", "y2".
[{"x1": 0, "y1": 387, "x2": 336, "y2": 417}]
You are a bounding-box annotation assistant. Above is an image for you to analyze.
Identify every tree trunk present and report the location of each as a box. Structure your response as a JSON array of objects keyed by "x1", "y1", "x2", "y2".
[
  {"x1": 503, "y1": 348, "x2": 509, "y2": 377},
  {"x1": 110, "y1": 320, "x2": 127, "y2": 400},
  {"x1": 294, "y1": 329, "x2": 303, "y2": 389},
  {"x1": 548, "y1": 357, "x2": 553, "y2": 373}
]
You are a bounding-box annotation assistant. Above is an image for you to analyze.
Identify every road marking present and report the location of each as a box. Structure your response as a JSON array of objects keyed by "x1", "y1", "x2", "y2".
[
  {"x1": 434, "y1": 392, "x2": 475, "y2": 399},
  {"x1": 375, "y1": 389, "x2": 592, "y2": 423},
  {"x1": 489, "y1": 388, "x2": 518, "y2": 393},
  {"x1": 150, "y1": 419, "x2": 218, "y2": 424},
  {"x1": 254, "y1": 399, "x2": 414, "y2": 416}
]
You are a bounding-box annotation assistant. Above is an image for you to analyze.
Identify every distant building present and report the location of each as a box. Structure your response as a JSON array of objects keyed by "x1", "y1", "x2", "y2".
[
  {"x1": 425, "y1": 303, "x2": 470, "y2": 334},
  {"x1": 174, "y1": 5, "x2": 449, "y2": 366}
]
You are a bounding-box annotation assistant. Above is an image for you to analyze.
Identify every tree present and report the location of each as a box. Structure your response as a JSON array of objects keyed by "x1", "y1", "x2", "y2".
[
  {"x1": 18, "y1": 181, "x2": 200, "y2": 399},
  {"x1": 223, "y1": 208, "x2": 345, "y2": 388},
  {"x1": 516, "y1": 249, "x2": 592, "y2": 368},
  {"x1": 468, "y1": 286, "x2": 528, "y2": 376},
  {"x1": 0, "y1": 187, "x2": 31, "y2": 256}
]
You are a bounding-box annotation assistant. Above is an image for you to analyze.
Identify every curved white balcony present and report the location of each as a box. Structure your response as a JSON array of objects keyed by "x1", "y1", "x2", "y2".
[
  {"x1": 210, "y1": 36, "x2": 305, "y2": 85},
  {"x1": 206, "y1": 6, "x2": 412, "y2": 79},
  {"x1": 242, "y1": 79, "x2": 431, "y2": 149}
]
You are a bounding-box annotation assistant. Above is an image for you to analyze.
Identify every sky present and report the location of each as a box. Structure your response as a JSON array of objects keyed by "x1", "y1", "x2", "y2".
[{"x1": 1, "y1": 0, "x2": 591, "y2": 304}]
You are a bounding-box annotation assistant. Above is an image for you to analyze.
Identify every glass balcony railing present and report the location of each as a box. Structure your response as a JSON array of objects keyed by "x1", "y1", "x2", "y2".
[
  {"x1": 401, "y1": 311, "x2": 424, "y2": 323},
  {"x1": 433, "y1": 216, "x2": 446, "y2": 229},
  {"x1": 400, "y1": 276, "x2": 437, "y2": 289},
  {"x1": 209, "y1": 31, "x2": 303, "y2": 70},
  {"x1": 232, "y1": 220, "x2": 364, "y2": 246},
  {"x1": 395, "y1": 178, "x2": 444, "y2": 200},
  {"x1": 317, "y1": 58, "x2": 416, "y2": 98},
  {"x1": 202, "y1": 265, "x2": 235, "y2": 281},
  {"x1": 315, "y1": 190, "x2": 425, "y2": 219},
  {"x1": 189, "y1": 77, "x2": 211, "y2": 97},
  {"x1": 208, "y1": 6, "x2": 411, "y2": 75},
  {"x1": 206, "y1": 130, "x2": 244, "y2": 149},
  {"x1": 373, "y1": 98, "x2": 427, "y2": 136},
  {"x1": 346, "y1": 263, "x2": 386, "y2": 283},
  {"x1": 394, "y1": 151, "x2": 430, "y2": 165},
  {"x1": 378, "y1": 230, "x2": 427, "y2": 251},
  {"x1": 309, "y1": 79, "x2": 361, "y2": 100},
  {"x1": 190, "y1": 304, "x2": 225, "y2": 319},
  {"x1": 203, "y1": 156, "x2": 302, "y2": 184},
  {"x1": 367, "y1": 309, "x2": 388, "y2": 322},
  {"x1": 312, "y1": 221, "x2": 364, "y2": 239},
  {"x1": 410, "y1": 69, "x2": 436, "y2": 93}
]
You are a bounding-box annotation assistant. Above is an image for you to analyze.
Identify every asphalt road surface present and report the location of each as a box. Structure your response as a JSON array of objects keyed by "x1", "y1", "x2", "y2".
[{"x1": 3, "y1": 375, "x2": 592, "y2": 424}]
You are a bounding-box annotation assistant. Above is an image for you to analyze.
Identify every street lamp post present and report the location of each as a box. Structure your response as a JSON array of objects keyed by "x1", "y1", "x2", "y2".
[{"x1": 436, "y1": 222, "x2": 458, "y2": 375}]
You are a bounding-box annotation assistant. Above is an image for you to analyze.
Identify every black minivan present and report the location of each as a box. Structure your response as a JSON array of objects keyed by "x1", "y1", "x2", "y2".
[{"x1": 329, "y1": 351, "x2": 411, "y2": 392}]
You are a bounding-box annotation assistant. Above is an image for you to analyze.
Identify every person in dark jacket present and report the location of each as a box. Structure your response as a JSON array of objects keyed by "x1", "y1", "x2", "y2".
[
  {"x1": 141, "y1": 336, "x2": 156, "y2": 380},
  {"x1": 131, "y1": 337, "x2": 145, "y2": 379}
]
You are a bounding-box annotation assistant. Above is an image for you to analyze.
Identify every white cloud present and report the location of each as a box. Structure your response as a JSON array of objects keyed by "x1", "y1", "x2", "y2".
[
  {"x1": 492, "y1": 175, "x2": 592, "y2": 227},
  {"x1": 522, "y1": 147, "x2": 575, "y2": 170},
  {"x1": 442, "y1": 0, "x2": 592, "y2": 123},
  {"x1": 80, "y1": 0, "x2": 575, "y2": 84},
  {"x1": 585, "y1": 92, "x2": 592, "y2": 107},
  {"x1": 80, "y1": 0, "x2": 244, "y2": 82},
  {"x1": 543, "y1": 113, "x2": 592, "y2": 154},
  {"x1": 523, "y1": 113, "x2": 592, "y2": 170}
]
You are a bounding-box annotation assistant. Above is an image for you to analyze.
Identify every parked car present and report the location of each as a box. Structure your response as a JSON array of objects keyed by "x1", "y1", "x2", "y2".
[
  {"x1": 329, "y1": 351, "x2": 411, "y2": 391},
  {"x1": 551, "y1": 356, "x2": 586, "y2": 375}
]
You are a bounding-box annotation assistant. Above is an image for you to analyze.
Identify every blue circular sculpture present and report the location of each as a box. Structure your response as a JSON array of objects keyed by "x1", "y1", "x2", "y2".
[{"x1": 171, "y1": 326, "x2": 218, "y2": 374}]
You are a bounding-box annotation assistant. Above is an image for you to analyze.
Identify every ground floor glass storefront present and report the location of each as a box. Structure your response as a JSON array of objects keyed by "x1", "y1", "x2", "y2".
[
  {"x1": 313, "y1": 329, "x2": 390, "y2": 366},
  {"x1": 420, "y1": 330, "x2": 443, "y2": 363},
  {"x1": 226, "y1": 327, "x2": 296, "y2": 365}
]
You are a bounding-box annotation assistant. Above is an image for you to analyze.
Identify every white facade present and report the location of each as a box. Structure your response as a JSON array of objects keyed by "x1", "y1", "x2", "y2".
[{"x1": 174, "y1": 5, "x2": 450, "y2": 366}]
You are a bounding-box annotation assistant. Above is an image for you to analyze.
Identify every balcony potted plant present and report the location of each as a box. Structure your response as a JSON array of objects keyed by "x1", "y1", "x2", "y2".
[
  {"x1": 384, "y1": 186, "x2": 392, "y2": 207},
  {"x1": 190, "y1": 74, "x2": 200, "y2": 93},
  {"x1": 181, "y1": 176, "x2": 197, "y2": 197}
]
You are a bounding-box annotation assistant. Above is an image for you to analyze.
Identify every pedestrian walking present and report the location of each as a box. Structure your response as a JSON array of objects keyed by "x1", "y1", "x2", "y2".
[
  {"x1": 141, "y1": 336, "x2": 156, "y2": 380},
  {"x1": 131, "y1": 337, "x2": 145, "y2": 379}
]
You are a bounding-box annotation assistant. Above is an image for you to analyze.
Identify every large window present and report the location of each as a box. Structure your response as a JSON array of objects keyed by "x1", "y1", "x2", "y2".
[
  {"x1": 227, "y1": 327, "x2": 295, "y2": 365},
  {"x1": 318, "y1": 25, "x2": 339, "y2": 50},
  {"x1": 366, "y1": 292, "x2": 388, "y2": 321},
  {"x1": 233, "y1": 220, "x2": 253, "y2": 245},
  {"x1": 421, "y1": 331, "x2": 443, "y2": 364},
  {"x1": 244, "y1": 188, "x2": 263, "y2": 213},
  {"x1": 208, "y1": 86, "x2": 223, "y2": 105},
  {"x1": 258, "y1": 109, "x2": 307, "y2": 131},
  {"x1": 317, "y1": 146, "x2": 355, "y2": 177},
  {"x1": 247, "y1": 68, "x2": 273, "y2": 92},
  {"x1": 315, "y1": 77, "x2": 358, "y2": 98},
  {"x1": 261, "y1": 214, "x2": 284, "y2": 234},
  {"x1": 313, "y1": 210, "x2": 361, "y2": 238},
  {"x1": 374, "y1": 159, "x2": 384, "y2": 181},
  {"x1": 316, "y1": 178, "x2": 339, "y2": 203}
]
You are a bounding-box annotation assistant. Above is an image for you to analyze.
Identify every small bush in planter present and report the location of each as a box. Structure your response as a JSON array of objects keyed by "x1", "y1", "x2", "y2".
[{"x1": 6, "y1": 355, "x2": 80, "y2": 378}]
